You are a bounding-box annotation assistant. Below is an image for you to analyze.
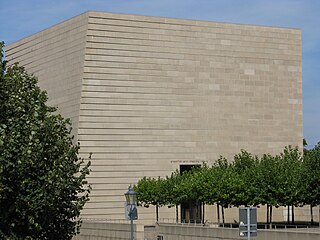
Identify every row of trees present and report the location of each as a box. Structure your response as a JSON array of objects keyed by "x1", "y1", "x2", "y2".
[{"x1": 135, "y1": 144, "x2": 320, "y2": 224}]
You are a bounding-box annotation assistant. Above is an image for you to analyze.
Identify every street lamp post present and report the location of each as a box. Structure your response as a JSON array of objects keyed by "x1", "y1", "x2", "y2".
[{"x1": 125, "y1": 186, "x2": 138, "y2": 240}]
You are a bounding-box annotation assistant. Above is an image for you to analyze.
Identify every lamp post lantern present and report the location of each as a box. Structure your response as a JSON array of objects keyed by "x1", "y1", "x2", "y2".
[{"x1": 124, "y1": 185, "x2": 138, "y2": 240}]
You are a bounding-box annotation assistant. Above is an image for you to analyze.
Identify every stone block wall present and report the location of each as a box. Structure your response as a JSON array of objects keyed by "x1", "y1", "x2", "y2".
[
  {"x1": 74, "y1": 222, "x2": 320, "y2": 240},
  {"x1": 7, "y1": 11, "x2": 302, "y2": 222},
  {"x1": 73, "y1": 221, "x2": 144, "y2": 240}
]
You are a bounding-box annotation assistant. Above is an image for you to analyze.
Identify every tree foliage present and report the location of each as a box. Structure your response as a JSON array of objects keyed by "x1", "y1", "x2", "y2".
[
  {"x1": 301, "y1": 142, "x2": 320, "y2": 224},
  {"x1": 0, "y1": 42, "x2": 91, "y2": 240},
  {"x1": 135, "y1": 143, "x2": 320, "y2": 224},
  {"x1": 302, "y1": 142, "x2": 320, "y2": 206},
  {"x1": 277, "y1": 146, "x2": 302, "y2": 207}
]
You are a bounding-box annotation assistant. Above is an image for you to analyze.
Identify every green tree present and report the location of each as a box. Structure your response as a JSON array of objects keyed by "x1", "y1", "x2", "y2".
[
  {"x1": 257, "y1": 154, "x2": 278, "y2": 224},
  {"x1": 277, "y1": 146, "x2": 302, "y2": 223},
  {"x1": 214, "y1": 157, "x2": 244, "y2": 223},
  {"x1": 134, "y1": 176, "x2": 167, "y2": 222},
  {"x1": 301, "y1": 142, "x2": 320, "y2": 224},
  {"x1": 163, "y1": 171, "x2": 191, "y2": 223},
  {"x1": 197, "y1": 161, "x2": 228, "y2": 223},
  {"x1": 233, "y1": 150, "x2": 259, "y2": 206},
  {"x1": 0, "y1": 42, "x2": 91, "y2": 240}
]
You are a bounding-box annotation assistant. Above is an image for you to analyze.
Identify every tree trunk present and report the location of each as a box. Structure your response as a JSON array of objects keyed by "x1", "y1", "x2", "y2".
[
  {"x1": 310, "y1": 204, "x2": 314, "y2": 224},
  {"x1": 292, "y1": 205, "x2": 294, "y2": 224},
  {"x1": 202, "y1": 203, "x2": 205, "y2": 224},
  {"x1": 156, "y1": 204, "x2": 159, "y2": 222},
  {"x1": 287, "y1": 206, "x2": 290, "y2": 224},
  {"x1": 266, "y1": 204, "x2": 269, "y2": 224},
  {"x1": 176, "y1": 204, "x2": 179, "y2": 223},
  {"x1": 270, "y1": 205, "x2": 273, "y2": 228},
  {"x1": 222, "y1": 206, "x2": 225, "y2": 224},
  {"x1": 217, "y1": 204, "x2": 220, "y2": 225}
]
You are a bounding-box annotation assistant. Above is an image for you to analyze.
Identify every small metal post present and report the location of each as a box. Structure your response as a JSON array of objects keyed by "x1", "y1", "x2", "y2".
[
  {"x1": 130, "y1": 216, "x2": 134, "y2": 240},
  {"x1": 247, "y1": 208, "x2": 251, "y2": 240},
  {"x1": 129, "y1": 205, "x2": 135, "y2": 240}
]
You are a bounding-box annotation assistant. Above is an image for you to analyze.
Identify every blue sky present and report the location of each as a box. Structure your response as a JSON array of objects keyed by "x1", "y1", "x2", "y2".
[{"x1": 1, "y1": 0, "x2": 319, "y2": 147}]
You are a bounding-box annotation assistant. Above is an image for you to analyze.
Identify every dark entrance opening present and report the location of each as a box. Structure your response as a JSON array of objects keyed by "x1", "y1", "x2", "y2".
[
  {"x1": 180, "y1": 164, "x2": 196, "y2": 173},
  {"x1": 180, "y1": 164, "x2": 202, "y2": 223}
]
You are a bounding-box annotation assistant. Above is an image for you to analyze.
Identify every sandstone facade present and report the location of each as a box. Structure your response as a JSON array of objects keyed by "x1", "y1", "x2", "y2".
[{"x1": 6, "y1": 11, "x2": 302, "y2": 222}]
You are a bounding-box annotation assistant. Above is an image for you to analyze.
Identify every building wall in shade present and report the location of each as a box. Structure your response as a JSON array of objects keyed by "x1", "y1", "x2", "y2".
[
  {"x1": 6, "y1": 13, "x2": 89, "y2": 139},
  {"x1": 6, "y1": 11, "x2": 302, "y2": 222}
]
